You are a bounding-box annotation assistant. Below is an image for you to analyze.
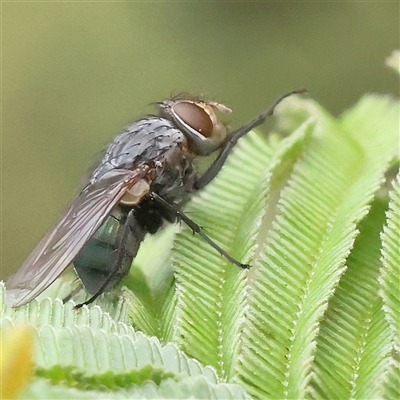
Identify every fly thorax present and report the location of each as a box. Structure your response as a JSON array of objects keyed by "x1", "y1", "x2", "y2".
[{"x1": 150, "y1": 145, "x2": 195, "y2": 205}]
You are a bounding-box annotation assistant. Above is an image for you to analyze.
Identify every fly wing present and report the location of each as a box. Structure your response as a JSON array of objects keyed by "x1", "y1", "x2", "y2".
[{"x1": 5, "y1": 166, "x2": 150, "y2": 307}]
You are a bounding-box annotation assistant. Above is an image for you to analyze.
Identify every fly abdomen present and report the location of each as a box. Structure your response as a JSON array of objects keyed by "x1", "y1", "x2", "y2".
[{"x1": 73, "y1": 206, "x2": 145, "y2": 294}]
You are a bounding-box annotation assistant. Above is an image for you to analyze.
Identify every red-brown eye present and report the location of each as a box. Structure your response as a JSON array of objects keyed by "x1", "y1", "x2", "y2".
[{"x1": 173, "y1": 102, "x2": 213, "y2": 137}]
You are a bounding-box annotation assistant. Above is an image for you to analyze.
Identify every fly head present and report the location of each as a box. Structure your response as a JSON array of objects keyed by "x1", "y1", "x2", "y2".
[{"x1": 159, "y1": 97, "x2": 232, "y2": 156}]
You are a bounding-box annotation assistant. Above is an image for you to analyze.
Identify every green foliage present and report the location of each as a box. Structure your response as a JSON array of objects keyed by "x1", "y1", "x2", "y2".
[
  {"x1": 1, "y1": 92, "x2": 399, "y2": 399},
  {"x1": 380, "y1": 174, "x2": 400, "y2": 351}
]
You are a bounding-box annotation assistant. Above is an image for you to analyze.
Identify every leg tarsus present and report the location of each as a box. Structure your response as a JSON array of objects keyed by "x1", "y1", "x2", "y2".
[
  {"x1": 194, "y1": 88, "x2": 307, "y2": 190},
  {"x1": 151, "y1": 192, "x2": 249, "y2": 269}
]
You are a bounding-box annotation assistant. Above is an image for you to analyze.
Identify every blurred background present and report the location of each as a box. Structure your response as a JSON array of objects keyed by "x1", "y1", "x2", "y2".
[{"x1": 2, "y1": 2, "x2": 398, "y2": 279}]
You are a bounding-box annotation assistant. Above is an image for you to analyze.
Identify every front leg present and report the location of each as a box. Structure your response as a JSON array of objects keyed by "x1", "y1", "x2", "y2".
[
  {"x1": 150, "y1": 192, "x2": 249, "y2": 269},
  {"x1": 193, "y1": 88, "x2": 306, "y2": 190}
]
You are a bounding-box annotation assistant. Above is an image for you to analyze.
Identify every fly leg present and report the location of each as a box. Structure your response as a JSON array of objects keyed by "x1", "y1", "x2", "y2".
[
  {"x1": 62, "y1": 283, "x2": 83, "y2": 303},
  {"x1": 151, "y1": 192, "x2": 249, "y2": 269},
  {"x1": 74, "y1": 210, "x2": 141, "y2": 309},
  {"x1": 193, "y1": 88, "x2": 306, "y2": 190}
]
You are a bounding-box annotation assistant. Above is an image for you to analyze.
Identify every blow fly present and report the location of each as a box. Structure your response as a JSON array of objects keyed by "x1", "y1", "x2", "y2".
[{"x1": 6, "y1": 89, "x2": 306, "y2": 308}]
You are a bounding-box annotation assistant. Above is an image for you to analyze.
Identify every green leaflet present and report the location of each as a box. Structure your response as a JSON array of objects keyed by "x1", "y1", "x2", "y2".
[
  {"x1": 123, "y1": 224, "x2": 178, "y2": 338},
  {"x1": 1, "y1": 296, "x2": 130, "y2": 332},
  {"x1": 235, "y1": 95, "x2": 398, "y2": 399},
  {"x1": 169, "y1": 119, "x2": 314, "y2": 377},
  {"x1": 379, "y1": 172, "x2": 400, "y2": 399},
  {"x1": 21, "y1": 376, "x2": 249, "y2": 400},
  {"x1": 310, "y1": 199, "x2": 392, "y2": 399},
  {"x1": 380, "y1": 173, "x2": 400, "y2": 351},
  {"x1": 1, "y1": 284, "x2": 247, "y2": 398},
  {"x1": 382, "y1": 356, "x2": 400, "y2": 400}
]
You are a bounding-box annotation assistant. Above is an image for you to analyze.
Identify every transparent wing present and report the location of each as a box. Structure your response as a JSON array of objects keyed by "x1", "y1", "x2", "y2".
[{"x1": 5, "y1": 167, "x2": 149, "y2": 307}]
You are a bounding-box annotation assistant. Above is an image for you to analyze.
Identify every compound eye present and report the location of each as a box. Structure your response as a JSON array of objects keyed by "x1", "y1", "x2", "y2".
[{"x1": 173, "y1": 102, "x2": 213, "y2": 138}]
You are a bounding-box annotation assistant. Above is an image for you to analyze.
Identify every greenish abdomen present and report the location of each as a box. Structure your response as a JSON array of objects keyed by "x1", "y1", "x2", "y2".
[{"x1": 73, "y1": 206, "x2": 144, "y2": 294}]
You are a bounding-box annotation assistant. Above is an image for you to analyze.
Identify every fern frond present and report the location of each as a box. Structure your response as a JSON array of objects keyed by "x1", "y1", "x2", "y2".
[
  {"x1": 1, "y1": 283, "x2": 248, "y2": 397},
  {"x1": 169, "y1": 115, "x2": 314, "y2": 377},
  {"x1": 380, "y1": 173, "x2": 400, "y2": 351},
  {"x1": 236, "y1": 95, "x2": 399, "y2": 399},
  {"x1": 310, "y1": 200, "x2": 392, "y2": 399}
]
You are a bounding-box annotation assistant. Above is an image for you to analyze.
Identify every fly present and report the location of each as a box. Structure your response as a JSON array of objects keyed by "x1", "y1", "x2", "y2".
[{"x1": 5, "y1": 89, "x2": 306, "y2": 308}]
